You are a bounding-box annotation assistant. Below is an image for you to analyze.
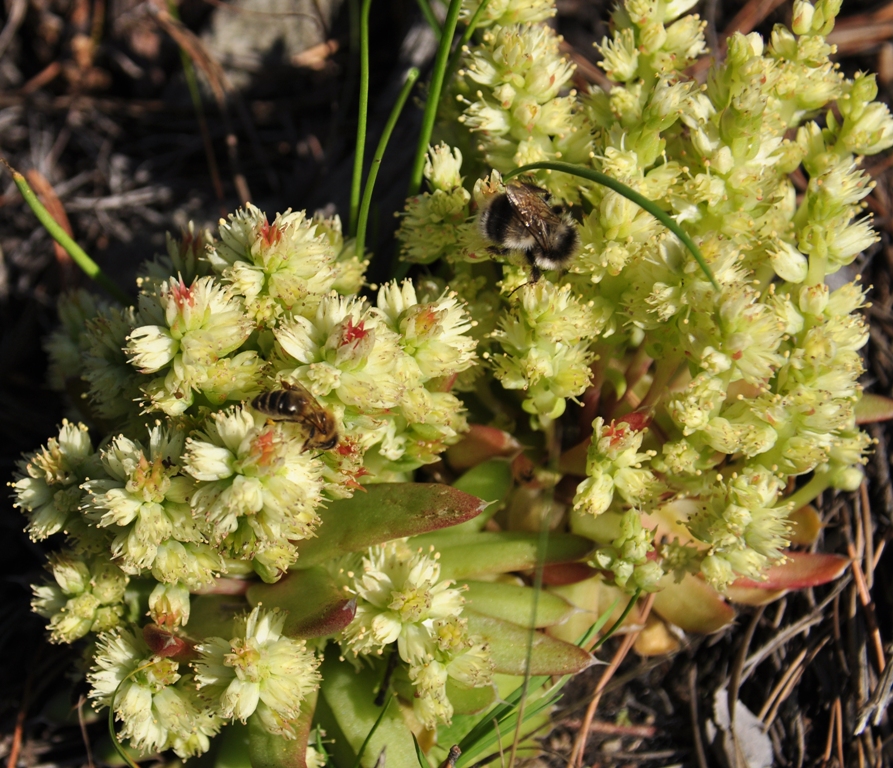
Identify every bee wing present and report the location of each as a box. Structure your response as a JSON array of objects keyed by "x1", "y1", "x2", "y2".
[
  {"x1": 504, "y1": 184, "x2": 565, "y2": 253},
  {"x1": 284, "y1": 380, "x2": 333, "y2": 431}
]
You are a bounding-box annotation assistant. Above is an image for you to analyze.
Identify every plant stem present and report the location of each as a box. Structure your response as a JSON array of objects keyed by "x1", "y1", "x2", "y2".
[
  {"x1": 504, "y1": 161, "x2": 720, "y2": 289},
  {"x1": 407, "y1": 0, "x2": 463, "y2": 196},
  {"x1": 355, "y1": 68, "x2": 420, "y2": 262},
  {"x1": 349, "y1": 0, "x2": 373, "y2": 236},
  {"x1": 166, "y1": 0, "x2": 225, "y2": 204},
  {"x1": 1, "y1": 159, "x2": 131, "y2": 305},
  {"x1": 414, "y1": 0, "x2": 442, "y2": 41},
  {"x1": 443, "y1": 0, "x2": 492, "y2": 86}
]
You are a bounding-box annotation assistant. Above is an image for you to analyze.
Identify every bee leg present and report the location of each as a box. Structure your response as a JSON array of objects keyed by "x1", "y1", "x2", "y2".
[{"x1": 486, "y1": 245, "x2": 508, "y2": 255}]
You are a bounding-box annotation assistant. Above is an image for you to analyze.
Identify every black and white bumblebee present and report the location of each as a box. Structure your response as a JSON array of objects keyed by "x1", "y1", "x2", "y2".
[{"x1": 479, "y1": 181, "x2": 579, "y2": 282}]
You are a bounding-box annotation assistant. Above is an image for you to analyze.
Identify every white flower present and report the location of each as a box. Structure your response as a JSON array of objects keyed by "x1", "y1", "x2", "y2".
[{"x1": 194, "y1": 606, "x2": 320, "y2": 738}]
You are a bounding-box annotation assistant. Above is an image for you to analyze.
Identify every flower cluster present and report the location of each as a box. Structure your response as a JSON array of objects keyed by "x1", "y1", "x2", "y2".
[
  {"x1": 406, "y1": 0, "x2": 889, "y2": 590},
  {"x1": 193, "y1": 606, "x2": 321, "y2": 738},
  {"x1": 12, "y1": 200, "x2": 482, "y2": 756},
  {"x1": 332, "y1": 540, "x2": 493, "y2": 728},
  {"x1": 454, "y1": 23, "x2": 591, "y2": 200},
  {"x1": 87, "y1": 606, "x2": 320, "y2": 758},
  {"x1": 12, "y1": 0, "x2": 892, "y2": 760}
]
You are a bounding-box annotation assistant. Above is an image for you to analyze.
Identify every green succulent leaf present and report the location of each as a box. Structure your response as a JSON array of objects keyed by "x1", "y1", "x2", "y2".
[
  {"x1": 446, "y1": 678, "x2": 497, "y2": 715},
  {"x1": 430, "y1": 532, "x2": 594, "y2": 580},
  {"x1": 293, "y1": 484, "x2": 486, "y2": 567},
  {"x1": 465, "y1": 610, "x2": 593, "y2": 675},
  {"x1": 214, "y1": 723, "x2": 251, "y2": 768},
  {"x1": 247, "y1": 566, "x2": 357, "y2": 639},
  {"x1": 187, "y1": 594, "x2": 248, "y2": 641},
  {"x1": 462, "y1": 580, "x2": 575, "y2": 628},
  {"x1": 248, "y1": 691, "x2": 317, "y2": 768},
  {"x1": 448, "y1": 459, "x2": 514, "y2": 533},
  {"x1": 855, "y1": 392, "x2": 893, "y2": 424},
  {"x1": 319, "y1": 652, "x2": 418, "y2": 768}
]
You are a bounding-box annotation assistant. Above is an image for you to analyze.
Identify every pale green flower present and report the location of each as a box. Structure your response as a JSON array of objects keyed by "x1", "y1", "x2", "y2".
[
  {"x1": 81, "y1": 305, "x2": 144, "y2": 423},
  {"x1": 310, "y1": 213, "x2": 369, "y2": 295},
  {"x1": 127, "y1": 276, "x2": 257, "y2": 416},
  {"x1": 194, "y1": 606, "x2": 320, "y2": 738},
  {"x1": 11, "y1": 420, "x2": 98, "y2": 541},
  {"x1": 44, "y1": 290, "x2": 102, "y2": 391},
  {"x1": 208, "y1": 204, "x2": 341, "y2": 324},
  {"x1": 377, "y1": 281, "x2": 477, "y2": 379},
  {"x1": 139, "y1": 223, "x2": 214, "y2": 288},
  {"x1": 333, "y1": 541, "x2": 492, "y2": 727},
  {"x1": 336, "y1": 540, "x2": 465, "y2": 664},
  {"x1": 459, "y1": 0, "x2": 554, "y2": 27},
  {"x1": 590, "y1": 510, "x2": 662, "y2": 592},
  {"x1": 149, "y1": 582, "x2": 191, "y2": 627},
  {"x1": 32, "y1": 553, "x2": 128, "y2": 643},
  {"x1": 574, "y1": 416, "x2": 661, "y2": 517},
  {"x1": 81, "y1": 425, "x2": 222, "y2": 587},
  {"x1": 185, "y1": 406, "x2": 324, "y2": 574},
  {"x1": 89, "y1": 628, "x2": 221, "y2": 758}
]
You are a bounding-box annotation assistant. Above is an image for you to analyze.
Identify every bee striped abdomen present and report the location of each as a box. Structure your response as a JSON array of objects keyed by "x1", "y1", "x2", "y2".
[{"x1": 251, "y1": 390, "x2": 304, "y2": 420}]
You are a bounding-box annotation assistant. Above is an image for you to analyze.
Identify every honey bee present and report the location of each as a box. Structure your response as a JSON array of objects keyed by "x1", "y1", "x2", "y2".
[
  {"x1": 251, "y1": 381, "x2": 339, "y2": 451},
  {"x1": 479, "y1": 181, "x2": 579, "y2": 283}
]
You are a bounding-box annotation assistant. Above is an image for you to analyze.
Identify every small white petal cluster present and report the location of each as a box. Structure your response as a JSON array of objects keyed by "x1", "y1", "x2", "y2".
[
  {"x1": 193, "y1": 606, "x2": 321, "y2": 738},
  {"x1": 273, "y1": 283, "x2": 476, "y2": 479},
  {"x1": 455, "y1": 24, "x2": 592, "y2": 201},
  {"x1": 433, "y1": 0, "x2": 884, "y2": 590},
  {"x1": 88, "y1": 629, "x2": 222, "y2": 758},
  {"x1": 333, "y1": 540, "x2": 493, "y2": 727},
  {"x1": 184, "y1": 406, "x2": 325, "y2": 581}
]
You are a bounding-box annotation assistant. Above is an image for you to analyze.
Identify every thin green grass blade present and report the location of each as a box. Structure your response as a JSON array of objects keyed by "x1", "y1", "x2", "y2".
[
  {"x1": 414, "y1": 0, "x2": 442, "y2": 40},
  {"x1": 1, "y1": 159, "x2": 131, "y2": 305},
  {"x1": 407, "y1": 0, "x2": 463, "y2": 196},
  {"x1": 349, "y1": 0, "x2": 373, "y2": 236},
  {"x1": 592, "y1": 588, "x2": 642, "y2": 651},
  {"x1": 503, "y1": 161, "x2": 720, "y2": 289},
  {"x1": 443, "y1": 0, "x2": 492, "y2": 86},
  {"x1": 165, "y1": 0, "x2": 224, "y2": 202},
  {"x1": 355, "y1": 67, "x2": 420, "y2": 262},
  {"x1": 350, "y1": 694, "x2": 392, "y2": 768},
  {"x1": 412, "y1": 734, "x2": 433, "y2": 768}
]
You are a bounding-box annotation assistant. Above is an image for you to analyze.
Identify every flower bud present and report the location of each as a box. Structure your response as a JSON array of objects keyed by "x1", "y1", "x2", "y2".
[
  {"x1": 425, "y1": 144, "x2": 465, "y2": 191},
  {"x1": 791, "y1": 0, "x2": 815, "y2": 35},
  {"x1": 769, "y1": 241, "x2": 808, "y2": 282},
  {"x1": 798, "y1": 283, "x2": 830, "y2": 315}
]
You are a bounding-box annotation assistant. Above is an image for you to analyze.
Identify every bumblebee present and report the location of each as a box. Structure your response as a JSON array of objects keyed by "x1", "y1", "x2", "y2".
[
  {"x1": 479, "y1": 181, "x2": 579, "y2": 282},
  {"x1": 251, "y1": 381, "x2": 339, "y2": 451}
]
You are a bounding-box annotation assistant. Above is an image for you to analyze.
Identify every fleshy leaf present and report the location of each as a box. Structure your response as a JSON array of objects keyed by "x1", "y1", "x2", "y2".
[
  {"x1": 318, "y1": 651, "x2": 418, "y2": 768},
  {"x1": 541, "y1": 562, "x2": 599, "y2": 585},
  {"x1": 293, "y1": 483, "x2": 486, "y2": 567},
  {"x1": 729, "y1": 552, "x2": 850, "y2": 592},
  {"x1": 214, "y1": 723, "x2": 250, "y2": 768},
  {"x1": 248, "y1": 691, "x2": 316, "y2": 768},
  {"x1": 446, "y1": 459, "x2": 515, "y2": 533},
  {"x1": 633, "y1": 614, "x2": 681, "y2": 656},
  {"x1": 445, "y1": 425, "x2": 521, "y2": 470},
  {"x1": 855, "y1": 392, "x2": 893, "y2": 424},
  {"x1": 433, "y1": 532, "x2": 594, "y2": 580},
  {"x1": 463, "y1": 580, "x2": 575, "y2": 628},
  {"x1": 247, "y1": 566, "x2": 356, "y2": 639},
  {"x1": 789, "y1": 504, "x2": 823, "y2": 546},
  {"x1": 446, "y1": 678, "x2": 497, "y2": 715},
  {"x1": 187, "y1": 594, "x2": 248, "y2": 641},
  {"x1": 465, "y1": 610, "x2": 593, "y2": 675},
  {"x1": 651, "y1": 573, "x2": 736, "y2": 634}
]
